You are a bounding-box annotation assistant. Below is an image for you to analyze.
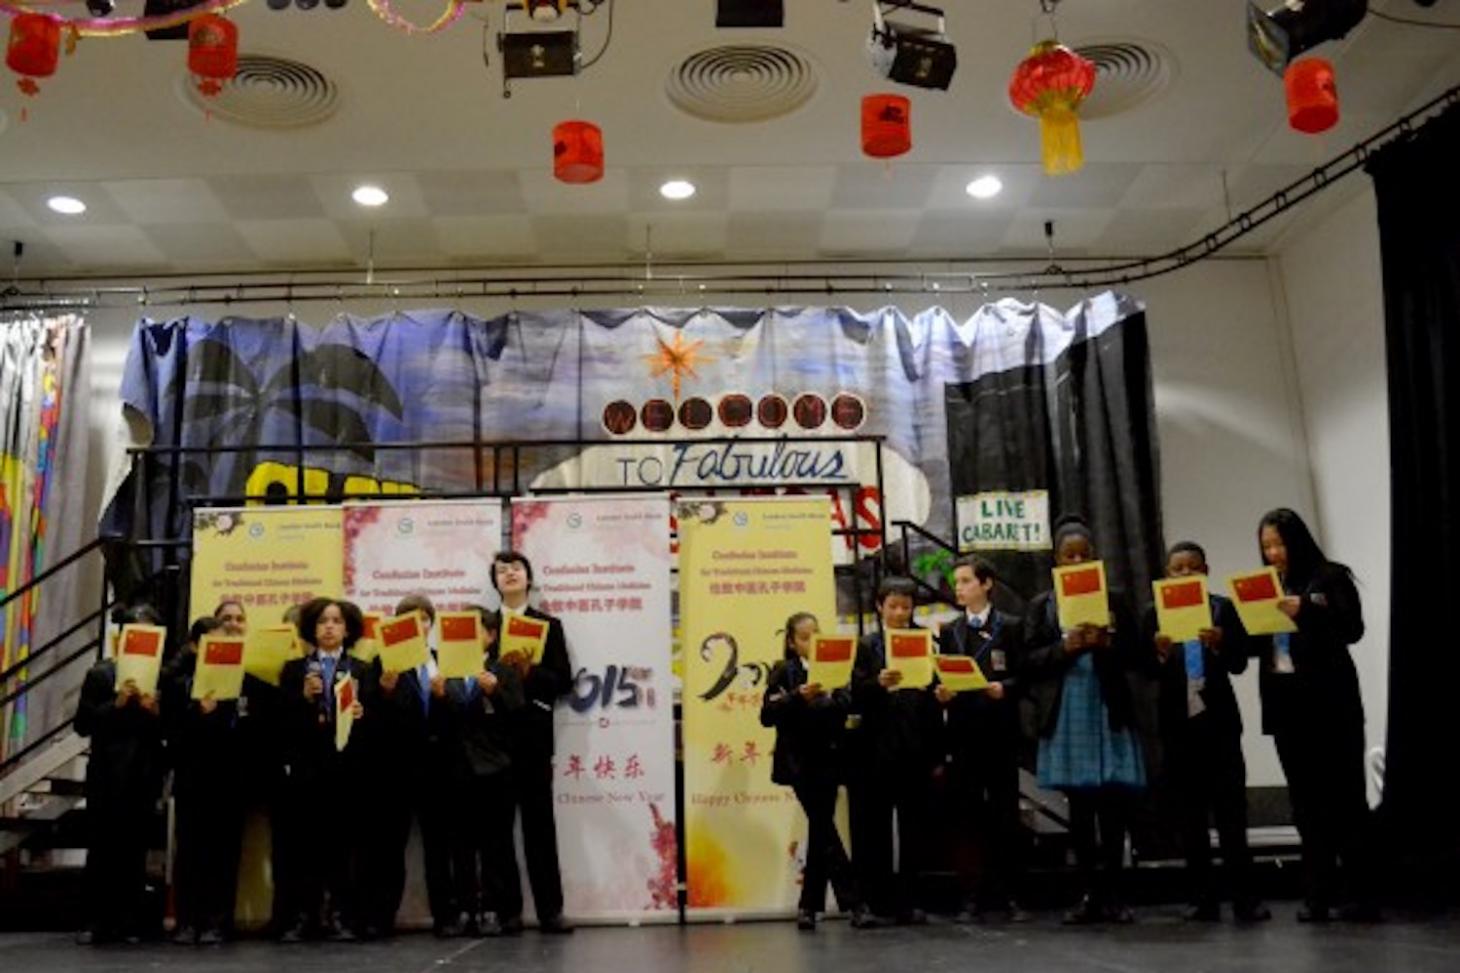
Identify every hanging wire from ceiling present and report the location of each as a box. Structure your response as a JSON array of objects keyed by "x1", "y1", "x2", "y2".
[{"x1": 1369, "y1": 9, "x2": 1460, "y2": 29}]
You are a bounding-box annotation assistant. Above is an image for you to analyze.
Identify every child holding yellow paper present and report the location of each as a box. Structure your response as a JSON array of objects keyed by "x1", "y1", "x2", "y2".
[
  {"x1": 1255, "y1": 508, "x2": 1376, "y2": 923},
  {"x1": 1024, "y1": 515, "x2": 1144, "y2": 925},
  {"x1": 1145, "y1": 541, "x2": 1268, "y2": 924},
  {"x1": 935, "y1": 556, "x2": 1029, "y2": 924},
  {"x1": 760, "y1": 612, "x2": 863, "y2": 932},
  {"x1": 848, "y1": 577, "x2": 941, "y2": 928}
]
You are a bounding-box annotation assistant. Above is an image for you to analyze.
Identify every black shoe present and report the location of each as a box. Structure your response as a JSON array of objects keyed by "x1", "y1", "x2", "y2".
[
  {"x1": 171, "y1": 926, "x2": 198, "y2": 946},
  {"x1": 1183, "y1": 902, "x2": 1221, "y2": 923},
  {"x1": 476, "y1": 913, "x2": 503, "y2": 938},
  {"x1": 435, "y1": 917, "x2": 465, "y2": 939},
  {"x1": 1063, "y1": 895, "x2": 1104, "y2": 926},
  {"x1": 954, "y1": 905, "x2": 981, "y2": 925},
  {"x1": 323, "y1": 922, "x2": 356, "y2": 943},
  {"x1": 1005, "y1": 902, "x2": 1034, "y2": 924},
  {"x1": 1105, "y1": 903, "x2": 1135, "y2": 924},
  {"x1": 1296, "y1": 902, "x2": 1332, "y2": 924},
  {"x1": 796, "y1": 909, "x2": 816, "y2": 931},
  {"x1": 899, "y1": 908, "x2": 928, "y2": 926},
  {"x1": 500, "y1": 915, "x2": 525, "y2": 936},
  {"x1": 75, "y1": 928, "x2": 107, "y2": 946},
  {"x1": 1234, "y1": 901, "x2": 1272, "y2": 923},
  {"x1": 849, "y1": 908, "x2": 883, "y2": 930},
  {"x1": 278, "y1": 923, "x2": 309, "y2": 943},
  {"x1": 539, "y1": 914, "x2": 575, "y2": 935},
  {"x1": 197, "y1": 928, "x2": 225, "y2": 946},
  {"x1": 1338, "y1": 903, "x2": 1382, "y2": 924}
]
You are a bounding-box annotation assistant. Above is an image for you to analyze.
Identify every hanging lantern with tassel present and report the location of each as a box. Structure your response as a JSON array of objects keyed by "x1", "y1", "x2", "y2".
[
  {"x1": 6, "y1": 13, "x2": 62, "y2": 112},
  {"x1": 861, "y1": 93, "x2": 911, "y2": 159},
  {"x1": 187, "y1": 14, "x2": 238, "y2": 99},
  {"x1": 553, "y1": 120, "x2": 604, "y2": 184},
  {"x1": 1008, "y1": 40, "x2": 1096, "y2": 176},
  {"x1": 1285, "y1": 57, "x2": 1338, "y2": 135}
]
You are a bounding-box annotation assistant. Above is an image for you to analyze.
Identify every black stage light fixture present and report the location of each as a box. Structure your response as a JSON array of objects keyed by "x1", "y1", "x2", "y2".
[
  {"x1": 85, "y1": 0, "x2": 115, "y2": 16},
  {"x1": 501, "y1": 29, "x2": 579, "y2": 79},
  {"x1": 866, "y1": 1, "x2": 956, "y2": 91},
  {"x1": 324, "y1": 0, "x2": 349, "y2": 7},
  {"x1": 142, "y1": 0, "x2": 206, "y2": 38},
  {"x1": 1247, "y1": 0, "x2": 1368, "y2": 74},
  {"x1": 716, "y1": 0, "x2": 784, "y2": 28}
]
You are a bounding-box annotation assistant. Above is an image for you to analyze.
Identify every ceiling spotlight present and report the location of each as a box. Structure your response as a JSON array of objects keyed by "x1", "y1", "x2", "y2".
[
  {"x1": 866, "y1": 1, "x2": 957, "y2": 91},
  {"x1": 296, "y1": 0, "x2": 320, "y2": 9},
  {"x1": 266, "y1": 0, "x2": 290, "y2": 8},
  {"x1": 324, "y1": 0, "x2": 349, "y2": 8},
  {"x1": 965, "y1": 175, "x2": 1002, "y2": 200},
  {"x1": 47, "y1": 196, "x2": 87, "y2": 216},
  {"x1": 660, "y1": 180, "x2": 697, "y2": 201},
  {"x1": 716, "y1": 0, "x2": 784, "y2": 28},
  {"x1": 352, "y1": 185, "x2": 389, "y2": 207},
  {"x1": 1246, "y1": 0, "x2": 1367, "y2": 75},
  {"x1": 85, "y1": 0, "x2": 115, "y2": 16}
]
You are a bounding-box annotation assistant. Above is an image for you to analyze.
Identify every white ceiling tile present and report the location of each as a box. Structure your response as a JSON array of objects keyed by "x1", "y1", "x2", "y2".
[
  {"x1": 433, "y1": 216, "x2": 537, "y2": 259},
  {"x1": 142, "y1": 224, "x2": 257, "y2": 266},
  {"x1": 819, "y1": 210, "x2": 923, "y2": 255},
  {"x1": 725, "y1": 212, "x2": 824, "y2": 257},
  {"x1": 1117, "y1": 165, "x2": 1228, "y2": 211},
  {"x1": 532, "y1": 215, "x2": 632, "y2": 259},
  {"x1": 234, "y1": 219, "x2": 352, "y2": 266},
  {"x1": 727, "y1": 166, "x2": 837, "y2": 212},
  {"x1": 210, "y1": 175, "x2": 329, "y2": 221},
  {"x1": 104, "y1": 179, "x2": 230, "y2": 225},
  {"x1": 626, "y1": 212, "x2": 728, "y2": 257},
  {"x1": 42, "y1": 225, "x2": 168, "y2": 269},
  {"x1": 519, "y1": 169, "x2": 631, "y2": 215},
  {"x1": 311, "y1": 173, "x2": 430, "y2": 221},
  {"x1": 419, "y1": 171, "x2": 528, "y2": 216},
  {"x1": 998, "y1": 209, "x2": 1116, "y2": 255},
  {"x1": 831, "y1": 164, "x2": 937, "y2": 210}
]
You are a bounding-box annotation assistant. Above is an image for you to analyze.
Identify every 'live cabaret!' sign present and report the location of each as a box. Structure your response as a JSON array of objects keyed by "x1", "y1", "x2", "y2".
[{"x1": 956, "y1": 491, "x2": 1051, "y2": 551}]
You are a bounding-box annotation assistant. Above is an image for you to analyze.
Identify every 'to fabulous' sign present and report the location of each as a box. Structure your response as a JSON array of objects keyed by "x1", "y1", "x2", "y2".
[{"x1": 956, "y1": 490, "x2": 1051, "y2": 552}]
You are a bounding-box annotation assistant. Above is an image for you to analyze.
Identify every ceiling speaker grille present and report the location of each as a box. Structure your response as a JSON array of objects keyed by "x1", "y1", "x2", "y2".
[
  {"x1": 1073, "y1": 41, "x2": 1175, "y2": 120},
  {"x1": 666, "y1": 44, "x2": 819, "y2": 123},
  {"x1": 179, "y1": 54, "x2": 341, "y2": 129}
]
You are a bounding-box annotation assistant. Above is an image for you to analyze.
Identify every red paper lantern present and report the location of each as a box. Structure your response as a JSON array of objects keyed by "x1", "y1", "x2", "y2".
[
  {"x1": 1285, "y1": 58, "x2": 1338, "y2": 135},
  {"x1": 6, "y1": 13, "x2": 62, "y2": 101},
  {"x1": 861, "y1": 93, "x2": 911, "y2": 159},
  {"x1": 188, "y1": 15, "x2": 239, "y2": 98},
  {"x1": 1008, "y1": 40, "x2": 1096, "y2": 176},
  {"x1": 553, "y1": 120, "x2": 604, "y2": 184}
]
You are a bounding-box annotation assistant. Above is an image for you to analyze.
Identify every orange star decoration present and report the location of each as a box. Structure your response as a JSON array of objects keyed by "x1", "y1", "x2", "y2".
[{"x1": 643, "y1": 331, "x2": 713, "y2": 401}]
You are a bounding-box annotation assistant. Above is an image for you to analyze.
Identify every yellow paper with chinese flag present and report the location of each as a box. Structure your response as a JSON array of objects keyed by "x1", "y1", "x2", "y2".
[
  {"x1": 1227, "y1": 567, "x2": 1298, "y2": 637},
  {"x1": 243, "y1": 625, "x2": 303, "y2": 687},
  {"x1": 935, "y1": 653, "x2": 990, "y2": 692},
  {"x1": 886, "y1": 629, "x2": 933, "y2": 690},
  {"x1": 437, "y1": 611, "x2": 485, "y2": 679},
  {"x1": 1153, "y1": 576, "x2": 1213, "y2": 643},
  {"x1": 500, "y1": 613, "x2": 549, "y2": 666},
  {"x1": 192, "y1": 634, "x2": 247, "y2": 701},
  {"x1": 378, "y1": 611, "x2": 430, "y2": 674},
  {"x1": 807, "y1": 635, "x2": 855, "y2": 689},
  {"x1": 115, "y1": 625, "x2": 166, "y2": 694},
  {"x1": 335, "y1": 676, "x2": 357, "y2": 752},
  {"x1": 1054, "y1": 561, "x2": 1110, "y2": 630},
  {"x1": 678, "y1": 496, "x2": 837, "y2": 915},
  {"x1": 350, "y1": 613, "x2": 383, "y2": 664}
]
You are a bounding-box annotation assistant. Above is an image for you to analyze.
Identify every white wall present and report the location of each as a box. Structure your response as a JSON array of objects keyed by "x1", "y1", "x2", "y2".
[{"x1": 1274, "y1": 187, "x2": 1391, "y2": 804}]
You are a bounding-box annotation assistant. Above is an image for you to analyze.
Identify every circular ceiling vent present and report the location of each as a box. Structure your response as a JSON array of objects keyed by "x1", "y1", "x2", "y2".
[
  {"x1": 1071, "y1": 40, "x2": 1176, "y2": 120},
  {"x1": 178, "y1": 54, "x2": 341, "y2": 129},
  {"x1": 666, "y1": 44, "x2": 819, "y2": 123}
]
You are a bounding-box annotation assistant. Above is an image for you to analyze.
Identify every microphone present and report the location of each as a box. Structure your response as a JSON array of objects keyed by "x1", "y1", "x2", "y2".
[{"x1": 306, "y1": 658, "x2": 329, "y2": 721}]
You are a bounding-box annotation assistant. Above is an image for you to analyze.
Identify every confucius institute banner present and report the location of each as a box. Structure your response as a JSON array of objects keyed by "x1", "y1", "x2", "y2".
[
  {"x1": 189, "y1": 506, "x2": 344, "y2": 624},
  {"x1": 678, "y1": 496, "x2": 837, "y2": 917},
  {"x1": 510, "y1": 495, "x2": 677, "y2": 923},
  {"x1": 342, "y1": 498, "x2": 505, "y2": 615}
]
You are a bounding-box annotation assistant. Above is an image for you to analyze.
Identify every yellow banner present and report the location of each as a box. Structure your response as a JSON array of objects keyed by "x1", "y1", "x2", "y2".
[
  {"x1": 679, "y1": 497, "x2": 836, "y2": 916},
  {"x1": 189, "y1": 507, "x2": 344, "y2": 627}
]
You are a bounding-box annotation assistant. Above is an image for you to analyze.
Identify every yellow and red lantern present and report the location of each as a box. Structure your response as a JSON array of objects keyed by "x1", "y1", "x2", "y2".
[
  {"x1": 187, "y1": 14, "x2": 238, "y2": 98},
  {"x1": 6, "y1": 13, "x2": 62, "y2": 104},
  {"x1": 1285, "y1": 57, "x2": 1338, "y2": 135},
  {"x1": 1008, "y1": 40, "x2": 1096, "y2": 176},
  {"x1": 861, "y1": 93, "x2": 911, "y2": 159},
  {"x1": 553, "y1": 120, "x2": 604, "y2": 184}
]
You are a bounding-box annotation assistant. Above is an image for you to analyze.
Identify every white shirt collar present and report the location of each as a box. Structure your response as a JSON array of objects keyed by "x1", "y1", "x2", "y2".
[{"x1": 966, "y1": 605, "x2": 992, "y2": 627}]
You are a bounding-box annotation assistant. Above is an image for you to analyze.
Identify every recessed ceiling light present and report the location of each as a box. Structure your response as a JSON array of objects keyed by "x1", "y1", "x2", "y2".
[
  {"x1": 352, "y1": 185, "x2": 389, "y2": 207},
  {"x1": 47, "y1": 196, "x2": 87, "y2": 215},
  {"x1": 965, "y1": 175, "x2": 1003, "y2": 200},
  {"x1": 659, "y1": 179, "x2": 696, "y2": 201}
]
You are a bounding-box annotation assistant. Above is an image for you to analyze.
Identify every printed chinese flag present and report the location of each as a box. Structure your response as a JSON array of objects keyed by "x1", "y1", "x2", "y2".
[
  {"x1": 1232, "y1": 572, "x2": 1279, "y2": 603},
  {"x1": 439, "y1": 614, "x2": 479, "y2": 643},
  {"x1": 1161, "y1": 579, "x2": 1205, "y2": 610},
  {"x1": 1061, "y1": 565, "x2": 1104, "y2": 597},
  {"x1": 194, "y1": 634, "x2": 246, "y2": 701},
  {"x1": 1152, "y1": 576, "x2": 1211, "y2": 643},
  {"x1": 1053, "y1": 561, "x2": 1110, "y2": 630},
  {"x1": 501, "y1": 614, "x2": 549, "y2": 665},
  {"x1": 378, "y1": 611, "x2": 430, "y2": 673},
  {"x1": 203, "y1": 638, "x2": 245, "y2": 666},
  {"x1": 886, "y1": 629, "x2": 933, "y2": 690},
  {"x1": 437, "y1": 611, "x2": 485, "y2": 679},
  {"x1": 115, "y1": 624, "x2": 166, "y2": 694},
  {"x1": 808, "y1": 634, "x2": 855, "y2": 688},
  {"x1": 335, "y1": 677, "x2": 357, "y2": 752},
  {"x1": 122, "y1": 627, "x2": 163, "y2": 658},
  {"x1": 934, "y1": 654, "x2": 989, "y2": 693},
  {"x1": 1226, "y1": 567, "x2": 1298, "y2": 637},
  {"x1": 352, "y1": 613, "x2": 383, "y2": 664}
]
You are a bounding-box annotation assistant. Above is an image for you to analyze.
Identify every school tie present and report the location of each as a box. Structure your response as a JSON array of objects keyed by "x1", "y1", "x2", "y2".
[
  {"x1": 321, "y1": 655, "x2": 338, "y2": 716},
  {"x1": 415, "y1": 664, "x2": 431, "y2": 716}
]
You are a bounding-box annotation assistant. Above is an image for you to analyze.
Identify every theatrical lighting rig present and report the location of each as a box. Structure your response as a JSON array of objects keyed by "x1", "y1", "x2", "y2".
[
  {"x1": 492, "y1": 0, "x2": 612, "y2": 98},
  {"x1": 1246, "y1": 0, "x2": 1369, "y2": 74},
  {"x1": 866, "y1": 1, "x2": 957, "y2": 91},
  {"x1": 716, "y1": 0, "x2": 784, "y2": 28}
]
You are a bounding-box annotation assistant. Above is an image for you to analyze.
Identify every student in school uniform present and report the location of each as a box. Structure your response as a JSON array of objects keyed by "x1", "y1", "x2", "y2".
[
  {"x1": 356, "y1": 593, "x2": 448, "y2": 939},
  {"x1": 936, "y1": 556, "x2": 1030, "y2": 923},
  {"x1": 760, "y1": 612, "x2": 863, "y2": 931},
  {"x1": 848, "y1": 576, "x2": 942, "y2": 927},
  {"x1": 1146, "y1": 541, "x2": 1270, "y2": 923},
  {"x1": 277, "y1": 597, "x2": 371, "y2": 942},
  {"x1": 1254, "y1": 508, "x2": 1378, "y2": 923},
  {"x1": 162, "y1": 616, "x2": 247, "y2": 945},
  {"x1": 431, "y1": 608, "x2": 523, "y2": 937},
  {"x1": 1025, "y1": 516, "x2": 1146, "y2": 925},
  {"x1": 491, "y1": 551, "x2": 575, "y2": 935},
  {"x1": 74, "y1": 604, "x2": 167, "y2": 946}
]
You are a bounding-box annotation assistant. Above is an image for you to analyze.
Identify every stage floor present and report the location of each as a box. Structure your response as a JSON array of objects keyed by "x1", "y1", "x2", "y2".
[{"x1": 4, "y1": 907, "x2": 1458, "y2": 973}]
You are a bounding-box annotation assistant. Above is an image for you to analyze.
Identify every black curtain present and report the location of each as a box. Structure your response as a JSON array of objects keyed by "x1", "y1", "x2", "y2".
[{"x1": 1370, "y1": 101, "x2": 1460, "y2": 894}]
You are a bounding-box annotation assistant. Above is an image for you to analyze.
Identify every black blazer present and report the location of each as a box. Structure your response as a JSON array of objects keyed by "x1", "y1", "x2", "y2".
[
  {"x1": 937, "y1": 609, "x2": 1024, "y2": 760},
  {"x1": 362, "y1": 659, "x2": 434, "y2": 767},
  {"x1": 849, "y1": 627, "x2": 944, "y2": 774},
  {"x1": 74, "y1": 658, "x2": 164, "y2": 804},
  {"x1": 431, "y1": 662, "x2": 525, "y2": 779},
  {"x1": 759, "y1": 653, "x2": 851, "y2": 788},
  {"x1": 509, "y1": 606, "x2": 574, "y2": 766},
  {"x1": 1253, "y1": 562, "x2": 1365, "y2": 737},
  {"x1": 160, "y1": 650, "x2": 242, "y2": 797},
  {"x1": 1023, "y1": 587, "x2": 1140, "y2": 737},
  {"x1": 279, "y1": 650, "x2": 375, "y2": 781},
  {"x1": 1144, "y1": 593, "x2": 1251, "y2": 741}
]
